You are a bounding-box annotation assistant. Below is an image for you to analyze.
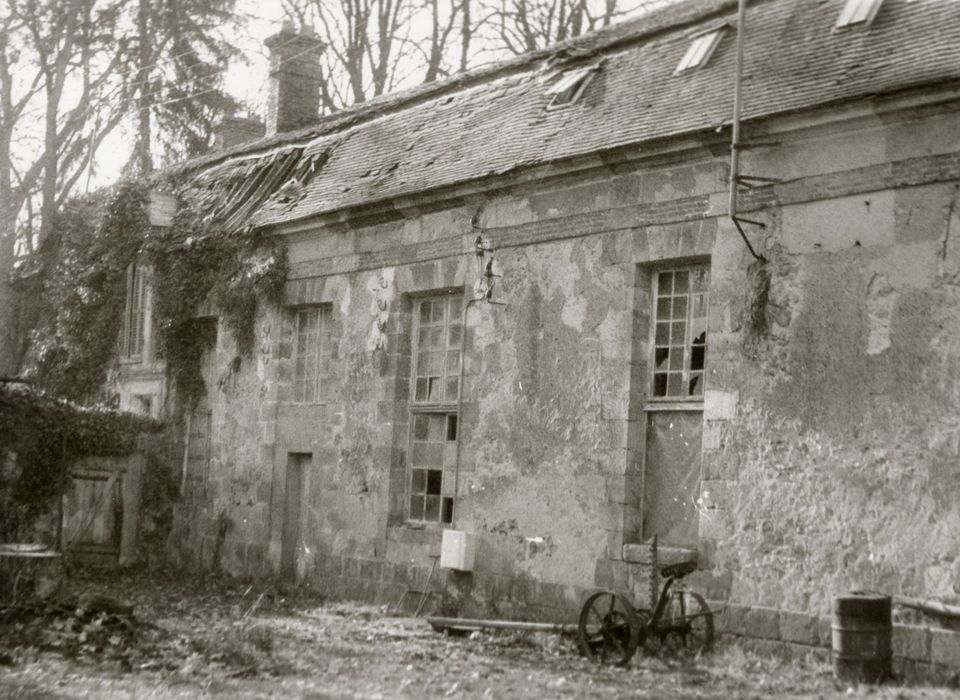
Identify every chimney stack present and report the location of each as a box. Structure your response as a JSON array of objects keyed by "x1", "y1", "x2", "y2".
[
  {"x1": 264, "y1": 22, "x2": 325, "y2": 135},
  {"x1": 213, "y1": 116, "x2": 266, "y2": 150}
]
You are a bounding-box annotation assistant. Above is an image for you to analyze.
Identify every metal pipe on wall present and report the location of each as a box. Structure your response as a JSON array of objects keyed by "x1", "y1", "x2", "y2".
[
  {"x1": 729, "y1": 0, "x2": 747, "y2": 220},
  {"x1": 728, "y1": 0, "x2": 766, "y2": 263}
]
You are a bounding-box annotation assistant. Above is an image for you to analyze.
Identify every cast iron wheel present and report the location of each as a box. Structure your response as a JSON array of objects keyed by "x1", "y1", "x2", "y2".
[
  {"x1": 577, "y1": 591, "x2": 640, "y2": 667},
  {"x1": 662, "y1": 590, "x2": 714, "y2": 655}
]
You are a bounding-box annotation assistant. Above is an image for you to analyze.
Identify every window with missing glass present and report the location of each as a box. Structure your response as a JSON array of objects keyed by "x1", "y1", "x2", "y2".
[
  {"x1": 409, "y1": 294, "x2": 462, "y2": 524},
  {"x1": 409, "y1": 412, "x2": 458, "y2": 524},
  {"x1": 292, "y1": 306, "x2": 334, "y2": 404},
  {"x1": 651, "y1": 266, "x2": 709, "y2": 399}
]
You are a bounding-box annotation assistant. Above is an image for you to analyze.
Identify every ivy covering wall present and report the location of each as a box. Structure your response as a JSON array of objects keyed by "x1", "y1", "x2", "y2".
[
  {"x1": 23, "y1": 176, "x2": 286, "y2": 408},
  {"x1": 0, "y1": 383, "x2": 163, "y2": 539},
  {"x1": 7, "y1": 170, "x2": 288, "y2": 538}
]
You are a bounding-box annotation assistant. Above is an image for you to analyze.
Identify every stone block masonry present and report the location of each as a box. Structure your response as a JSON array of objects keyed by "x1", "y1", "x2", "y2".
[
  {"x1": 717, "y1": 603, "x2": 960, "y2": 686},
  {"x1": 161, "y1": 73, "x2": 960, "y2": 695}
]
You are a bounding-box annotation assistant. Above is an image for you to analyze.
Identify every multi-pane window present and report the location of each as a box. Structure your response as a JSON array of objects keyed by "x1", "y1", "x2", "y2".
[
  {"x1": 651, "y1": 267, "x2": 709, "y2": 399},
  {"x1": 409, "y1": 413, "x2": 458, "y2": 524},
  {"x1": 413, "y1": 296, "x2": 462, "y2": 404},
  {"x1": 409, "y1": 294, "x2": 462, "y2": 524},
  {"x1": 121, "y1": 263, "x2": 146, "y2": 360},
  {"x1": 292, "y1": 306, "x2": 334, "y2": 404}
]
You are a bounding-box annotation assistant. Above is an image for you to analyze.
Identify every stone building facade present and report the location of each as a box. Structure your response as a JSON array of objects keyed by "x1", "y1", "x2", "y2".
[{"x1": 118, "y1": 0, "x2": 960, "y2": 671}]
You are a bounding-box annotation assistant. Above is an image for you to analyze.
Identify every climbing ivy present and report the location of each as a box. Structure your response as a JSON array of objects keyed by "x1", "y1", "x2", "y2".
[
  {"x1": 26, "y1": 181, "x2": 151, "y2": 402},
  {"x1": 24, "y1": 176, "x2": 287, "y2": 410},
  {"x1": 0, "y1": 383, "x2": 163, "y2": 540},
  {"x1": 145, "y1": 196, "x2": 287, "y2": 408}
]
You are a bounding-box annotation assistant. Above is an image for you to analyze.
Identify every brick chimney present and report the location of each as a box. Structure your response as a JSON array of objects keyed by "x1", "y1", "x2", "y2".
[
  {"x1": 213, "y1": 116, "x2": 266, "y2": 150},
  {"x1": 264, "y1": 22, "x2": 325, "y2": 135}
]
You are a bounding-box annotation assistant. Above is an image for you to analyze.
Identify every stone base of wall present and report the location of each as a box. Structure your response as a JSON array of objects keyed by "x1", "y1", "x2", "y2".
[
  {"x1": 307, "y1": 553, "x2": 592, "y2": 621},
  {"x1": 716, "y1": 603, "x2": 960, "y2": 688}
]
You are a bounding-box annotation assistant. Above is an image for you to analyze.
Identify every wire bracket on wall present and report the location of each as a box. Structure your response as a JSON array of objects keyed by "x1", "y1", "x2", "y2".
[
  {"x1": 728, "y1": 0, "x2": 770, "y2": 264},
  {"x1": 473, "y1": 234, "x2": 505, "y2": 304}
]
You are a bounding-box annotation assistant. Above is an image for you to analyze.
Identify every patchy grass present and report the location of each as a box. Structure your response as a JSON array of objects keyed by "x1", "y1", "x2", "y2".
[{"x1": 0, "y1": 567, "x2": 956, "y2": 699}]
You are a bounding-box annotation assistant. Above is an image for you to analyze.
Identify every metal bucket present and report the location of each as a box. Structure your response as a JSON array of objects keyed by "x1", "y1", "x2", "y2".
[{"x1": 832, "y1": 592, "x2": 891, "y2": 684}]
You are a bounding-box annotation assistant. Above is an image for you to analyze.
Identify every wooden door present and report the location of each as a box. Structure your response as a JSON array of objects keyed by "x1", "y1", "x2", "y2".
[{"x1": 280, "y1": 453, "x2": 310, "y2": 581}]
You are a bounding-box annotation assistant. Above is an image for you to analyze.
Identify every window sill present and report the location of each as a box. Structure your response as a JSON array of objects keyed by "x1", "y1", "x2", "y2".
[
  {"x1": 387, "y1": 522, "x2": 445, "y2": 546},
  {"x1": 622, "y1": 542, "x2": 699, "y2": 567},
  {"x1": 643, "y1": 401, "x2": 704, "y2": 412}
]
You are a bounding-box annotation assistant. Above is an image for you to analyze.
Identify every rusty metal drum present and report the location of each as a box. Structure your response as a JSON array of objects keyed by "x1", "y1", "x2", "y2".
[{"x1": 832, "y1": 592, "x2": 891, "y2": 684}]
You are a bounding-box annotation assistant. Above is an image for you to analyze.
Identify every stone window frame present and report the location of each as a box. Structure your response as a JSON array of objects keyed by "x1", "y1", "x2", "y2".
[
  {"x1": 290, "y1": 304, "x2": 335, "y2": 405},
  {"x1": 121, "y1": 263, "x2": 148, "y2": 362},
  {"x1": 647, "y1": 264, "x2": 710, "y2": 404},
  {"x1": 407, "y1": 292, "x2": 463, "y2": 525}
]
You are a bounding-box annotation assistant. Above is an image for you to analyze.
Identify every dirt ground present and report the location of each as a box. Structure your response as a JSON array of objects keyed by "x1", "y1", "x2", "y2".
[{"x1": 0, "y1": 569, "x2": 956, "y2": 699}]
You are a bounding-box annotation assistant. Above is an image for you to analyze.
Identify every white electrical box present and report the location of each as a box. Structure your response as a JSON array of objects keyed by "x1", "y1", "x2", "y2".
[{"x1": 440, "y1": 529, "x2": 476, "y2": 572}]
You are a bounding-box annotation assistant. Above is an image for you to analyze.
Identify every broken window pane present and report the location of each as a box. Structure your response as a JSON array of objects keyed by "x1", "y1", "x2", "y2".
[
  {"x1": 441, "y1": 498, "x2": 454, "y2": 524},
  {"x1": 409, "y1": 294, "x2": 463, "y2": 522},
  {"x1": 655, "y1": 347, "x2": 669, "y2": 369},
  {"x1": 691, "y1": 345, "x2": 705, "y2": 371},
  {"x1": 446, "y1": 414, "x2": 458, "y2": 441},
  {"x1": 409, "y1": 411, "x2": 459, "y2": 522},
  {"x1": 650, "y1": 266, "x2": 710, "y2": 399},
  {"x1": 689, "y1": 372, "x2": 704, "y2": 396},
  {"x1": 427, "y1": 470, "x2": 442, "y2": 495},
  {"x1": 654, "y1": 373, "x2": 668, "y2": 397}
]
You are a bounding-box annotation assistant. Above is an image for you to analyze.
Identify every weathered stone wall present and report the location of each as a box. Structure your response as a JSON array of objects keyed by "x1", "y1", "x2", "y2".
[
  {"x1": 695, "y1": 102, "x2": 960, "y2": 616},
  {"x1": 167, "y1": 93, "x2": 960, "y2": 644}
]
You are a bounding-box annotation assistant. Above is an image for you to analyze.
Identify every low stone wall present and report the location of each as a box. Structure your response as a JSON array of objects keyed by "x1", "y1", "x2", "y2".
[{"x1": 716, "y1": 603, "x2": 960, "y2": 687}]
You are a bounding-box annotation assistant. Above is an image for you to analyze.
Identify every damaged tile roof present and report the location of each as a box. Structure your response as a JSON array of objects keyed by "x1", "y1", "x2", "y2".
[{"x1": 176, "y1": 0, "x2": 960, "y2": 230}]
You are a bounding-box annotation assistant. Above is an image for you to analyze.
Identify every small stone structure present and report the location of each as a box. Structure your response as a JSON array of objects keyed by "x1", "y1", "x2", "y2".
[{"x1": 0, "y1": 544, "x2": 63, "y2": 604}]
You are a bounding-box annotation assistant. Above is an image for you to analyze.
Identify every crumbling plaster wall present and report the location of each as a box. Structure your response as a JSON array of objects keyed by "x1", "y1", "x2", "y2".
[
  {"x1": 697, "y1": 102, "x2": 960, "y2": 615},
  {"x1": 172, "y1": 95, "x2": 960, "y2": 621}
]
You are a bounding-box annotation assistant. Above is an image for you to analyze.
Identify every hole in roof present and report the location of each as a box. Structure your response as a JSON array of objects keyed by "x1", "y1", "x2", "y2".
[
  {"x1": 675, "y1": 28, "x2": 725, "y2": 73},
  {"x1": 545, "y1": 67, "x2": 597, "y2": 109},
  {"x1": 835, "y1": 0, "x2": 883, "y2": 28}
]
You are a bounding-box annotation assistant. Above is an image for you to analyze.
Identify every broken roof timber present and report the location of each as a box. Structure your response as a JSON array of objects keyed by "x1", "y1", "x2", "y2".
[{"x1": 165, "y1": 0, "x2": 960, "y2": 234}]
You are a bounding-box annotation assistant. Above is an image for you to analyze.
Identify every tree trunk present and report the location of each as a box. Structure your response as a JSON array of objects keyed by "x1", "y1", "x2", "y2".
[
  {"x1": 0, "y1": 134, "x2": 17, "y2": 377},
  {"x1": 37, "y1": 82, "x2": 61, "y2": 247},
  {"x1": 135, "y1": 0, "x2": 153, "y2": 174},
  {"x1": 460, "y1": 0, "x2": 471, "y2": 72}
]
